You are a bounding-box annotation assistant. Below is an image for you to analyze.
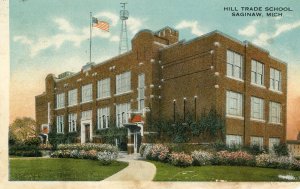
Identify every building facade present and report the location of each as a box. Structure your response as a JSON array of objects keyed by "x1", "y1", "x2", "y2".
[{"x1": 35, "y1": 26, "x2": 287, "y2": 153}]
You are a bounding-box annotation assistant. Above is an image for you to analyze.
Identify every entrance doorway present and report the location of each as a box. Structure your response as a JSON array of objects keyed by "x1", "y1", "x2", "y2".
[
  {"x1": 133, "y1": 132, "x2": 141, "y2": 153},
  {"x1": 85, "y1": 124, "x2": 90, "y2": 143},
  {"x1": 81, "y1": 119, "x2": 92, "y2": 144}
]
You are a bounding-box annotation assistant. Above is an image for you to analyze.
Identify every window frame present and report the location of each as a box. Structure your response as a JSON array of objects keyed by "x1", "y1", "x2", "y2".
[
  {"x1": 226, "y1": 91, "x2": 243, "y2": 118},
  {"x1": 56, "y1": 115, "x2": 64, "y2": 134},
  {"x1": 81, "y1": 84, "x2": 93, "y2": 103},
  {"x1": 251, "y1": 96, "x2": 264, "y2": 121},
  {"x1": 116, "y1": 71, "x2": 131, "y2": 95},
  {"x1": 115, "y1": 102, "x2": 131, "y2": 127},
  {"x1": 56, "y1": 93, "x2": 65, "y2": 109},
  {"x1": 269, "y1": 101, "x2": 282, "y2": 124},
  {"x1": 68, "y1": 113, "x2": 77, "y2": 132},
  {"x1": 251, "y1": 60, "x2": 265, "y2": 86},
  {"x1": 97, "y1": 78, "x2": 111, "y2": 99},
  {"x1": 97, "y1": 107, "x2": 110, "y2": 129},
  {"x1": 226, "y1": 50, "x2": 243, "y2": 81},
  {"x1": 68, "y1": 89, "x2": 78, "y2": 106},
  {"x1": 138, "y1": 73, "x2": 145, "y2": 111},
  {"x1": 270, "y1": 68, "x2": 282, "y2": 92}
]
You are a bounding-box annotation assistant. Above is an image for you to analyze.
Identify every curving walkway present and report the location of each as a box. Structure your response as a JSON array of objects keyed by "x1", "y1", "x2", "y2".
[{"x1": 103, "y1": 152, "x2": 156, "y2": 181}]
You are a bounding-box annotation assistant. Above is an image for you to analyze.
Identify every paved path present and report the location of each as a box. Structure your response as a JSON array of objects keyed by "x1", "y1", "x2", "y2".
[{"x1": 103, "y1": 152, "x2": 156, "y2": 181}]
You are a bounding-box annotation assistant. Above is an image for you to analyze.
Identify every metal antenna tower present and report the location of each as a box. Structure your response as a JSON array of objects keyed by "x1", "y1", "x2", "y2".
[{"x1": 119, "y1": 3, "x2": 129, "y2": 54}]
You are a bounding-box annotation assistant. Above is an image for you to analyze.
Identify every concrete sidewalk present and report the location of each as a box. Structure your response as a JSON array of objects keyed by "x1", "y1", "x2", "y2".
[{"x1": 103, "y1": 153, "x2": 156, "y2": 181}]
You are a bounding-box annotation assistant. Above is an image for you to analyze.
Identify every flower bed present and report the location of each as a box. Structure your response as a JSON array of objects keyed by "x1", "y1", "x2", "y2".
[
  {"x1": 169, "y1": 152, "x2": 193, "y2": 167},
  {"x1": 147, "y1": 144, "x2": 170, "y2": 162},
  {"x1": 212, "y1": 150, "x2": 255, "y2": 166},
  {"x1": 191, "y1": 150, "x2": 213, "y2": 166},
  {"x1": 9, "y1": 145, "x2": 42, "y2": 157},
  {"x1": 256, "y1": 153, "x2": 300, "y2": 170},
  {"x1": 51, "y1": 143, "x2": 118, "y2": 165}
]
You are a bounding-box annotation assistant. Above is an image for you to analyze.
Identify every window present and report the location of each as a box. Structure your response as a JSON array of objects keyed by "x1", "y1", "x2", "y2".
[
  {"x1": 270, "y1": 68, "x2": 281, "y2": 92},
  {"x1": 269, "y1": 138, "x2": 280, "y2": 153},
  {"x1": 82, "y1": 84, "x2": 92, "y2": 103},
  {"x1": 56, "y1": 93, "x2": 65, "y2": 109},
  {"x1": 56, "y1": 115, "x2": 64, "y2": 133},
  {"x1": 97, "y1": 78, "x2": 110, "y2": 99},
  {"x1": 226, "y1": 91, "x2": 243, "y2": 117},
  {"x1": 251, "y1": 97, "x2": 264, "y2": 120},
  {"x1": 116, "y1": 102, "x2": 131, "y2": 127},
  {"x1": 81, "y1": 110, "x2": 92, "y2": 121},
  {"x1": 250, "y1": 136, "x2": 264, "y2": 150},
  {"x1": 116, "y1": 71, "x2": 131, "y2": 94},
  {"x1": 226, "y1": 135, "x2": 242, "y2": 148},
  {"x1": 138, "y1": 73, "x2": 145, "y2": 111},
  {"x1": 68, "y1": 89, "x2": 77, "y2": 106},
  {"x1": 251, "y1": 60, "x2": 264, "y2": 86},
  {"x1": 68, "y1": 113, "x2": 77, "y2": 132},
  {"x1": 227, "y1": 50, "x2": 243, "y2": 80},
  {"x1": 269, "y1": 102, "x2": 281, "y2": 124},
  {"x1": 97, "y1": 107, "x2": 110, "y2": 129}
]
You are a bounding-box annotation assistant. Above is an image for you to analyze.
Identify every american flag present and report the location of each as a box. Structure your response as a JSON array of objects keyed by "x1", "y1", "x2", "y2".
[{"x1": 92, "y1": 17, "x2": 109, "y2": 32}]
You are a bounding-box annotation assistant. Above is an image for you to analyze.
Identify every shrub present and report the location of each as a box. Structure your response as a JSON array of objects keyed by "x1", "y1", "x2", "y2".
[
  {"x1": 191, "y1": 150, "x2": 213, "y2": 166},
  {"x1": 9, "y1": 145, "x2": 42, "y2": 157},
  {"x1": 255, "y1": 153, "x2": 300, "y2": 170},
  {"x1": 147, "y1": 144, "x2": 170, "y2": 162},
  {"x1": 57, "y1": 143, "x2": 118, "y2": 154},
  {"x1": 139, "y1": 144, "x2": 146, "y2": 157},
  {"x1": 246, "y1": 144, "x2": 265, "y2": 155},
  {"x1": 24, "y1": 137, "x2": 41, "y2": 146},
  {"x1": 97, "y1": 151, "x2": 118, "y2": 165},
  {"x1": 273, "y1": 143, "x2": 289, "y2": 156},
  {"x1": 142, "y1": 144, "x2": 153, "y2": 159},
  {"x1": 212, "y1": 141, "x2": 227, "y2": 152},
  {"x1": 169, "y1": 152, "x2": 193, "y2": 167},
  {"x1": 212, "y1": 150, "x2": 255, "y2": 166},
  {"x1": 39, "y1": 144, "x2": 53, "y2": 150}
]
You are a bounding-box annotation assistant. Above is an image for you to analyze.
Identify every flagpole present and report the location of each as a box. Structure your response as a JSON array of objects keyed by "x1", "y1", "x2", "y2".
[{"x1": 89, "y1": 12, "x2": 92, "y2": 63}]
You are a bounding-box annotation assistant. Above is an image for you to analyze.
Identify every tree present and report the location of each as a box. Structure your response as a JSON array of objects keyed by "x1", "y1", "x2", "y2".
[{"x1": 9, "y1": 117, "x2": 37, "y2": 142}]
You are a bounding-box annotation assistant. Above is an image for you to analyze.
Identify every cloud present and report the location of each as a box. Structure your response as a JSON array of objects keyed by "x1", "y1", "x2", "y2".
[
  {"x1": 239, "y1": 19, "x2": 300, "y2": 46},
  {"x1": 238, "y1": 20, "x2": 259, "y2": 37},
  {"x1": 13, "y1": 15, "x2": 120, "y2": 57},
  {"x1": 175, "y1": 20, "x2": 205, "y2": 36},
  {"x1": 53, "y1": 18, "x2": 74, "y2": 33},
  {"x1": 126, "y1": 17, "x2": 143, "y2": 34}
]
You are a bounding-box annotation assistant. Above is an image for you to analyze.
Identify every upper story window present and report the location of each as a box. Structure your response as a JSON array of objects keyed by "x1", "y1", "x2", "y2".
[
  {"x1": 82, "y1": 84, "x2": 92, "y2": 103},
  {"x1": 269, "y1": 101, "x2": 281, "y2": 124},
  {"x1": 226, "y1": 50, "x2": 243, "y2": 81},
  {"x1": 116, "y1": 102, "x2": 131, "y2": 127},
  {"x1": 81, "y1": 110, "x2": 92, "y2": 121},
  {"x1": 226, "y1": 91, "x2": 243, "y2": 117},
  {"x1": 116, "y1": 71, "x2": 131, "y2": 94},
  {"x1": 97, "y1": 78, "x2": 110, "y2": 99},
  {"x1": 251, "y1": 97, "x2": 264, "y2": 121},
  {"x1": 97, "y1": 107, "x2": 110, "y2": 129},
  {"x1": 251, "y1": 60, "x2": 264, "y2": 86},
  {"x1": 56, "y1": 115, "x2": 64, "y2": 133},
  {"x1": 270, "y1": 68, "x2": 282, "y2": 92},
  {"x1": 56, "y1": 93, "x2": 65, "y2": 109},
  {"x1": 138, "y1": 73, "x2": 145, "y2": 111},
  {"x1": 68, "y1": 89, "x2": 77, "y2": 106},
  {"x1": 68, "y1": 113, "x2": 77, "y2": 132}
]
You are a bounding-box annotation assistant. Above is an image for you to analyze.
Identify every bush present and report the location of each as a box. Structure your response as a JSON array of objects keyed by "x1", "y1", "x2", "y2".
[
  {"x1": 212, "y1": 150, "x2": 255, "y2": 166},
  {"x1": 147, "y1": 144, "x2": 170, "y2": 162},
  {"x1": 9, "y1": 145, "x2": 42, "y2": 157},
  {"x1": 246, "y1": 144, "x2": 265, "y2": 155},
  {"x1": 24, "y1": 137, "x2": 41, "y2": 146},
  {"x1": 169, "y1": 152, "x2": 193, "y2": 167},
  {"x1": 212, "y1": 141, "x2": 227, "y2": 152},
  {"x1": 191, "y1": 150, "x2": 213, "y2": 166},
  {"x1": 50, "y1": 143, "x2": 118, "y2": 165},
  {"x1": 273, "y1": 143, "x2": 289, "y2": 156},
  {"x1": 255, "y1": 153, "x2": 300, "y2": 170},
  {"x1": 139, "y1": 144, "x2": 146, "y2": 157},
  {"x1": 39, "y1": 144, "x2": 53, "y2": 150}
]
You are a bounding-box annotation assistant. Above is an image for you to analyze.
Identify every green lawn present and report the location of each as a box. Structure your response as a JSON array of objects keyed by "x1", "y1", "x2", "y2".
[
  {"x1": 150, "y1": 161, "x2": 300, "y2": 182},
  {"x1": 9, "y1": 158, "x2": 128, "y2": 181}
]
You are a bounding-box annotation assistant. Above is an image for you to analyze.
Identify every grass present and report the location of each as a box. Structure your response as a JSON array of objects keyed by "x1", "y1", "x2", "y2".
[
  {"x1": 9, "y1": 158, "x2": 128, "y2": 181},
  {"x1": 150, "y1": 161, "x2": 300, "y2": 182}
]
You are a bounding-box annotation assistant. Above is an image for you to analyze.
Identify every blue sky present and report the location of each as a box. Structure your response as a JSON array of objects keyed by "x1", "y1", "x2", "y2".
[{"x1": 9, "y1": 0, "x2": 300, "y2": 138}]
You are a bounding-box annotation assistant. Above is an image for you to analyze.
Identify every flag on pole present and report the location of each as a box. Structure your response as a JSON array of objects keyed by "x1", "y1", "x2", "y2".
[{"x1": 92, "y1": 17, "x2": 109, "y2": 32}]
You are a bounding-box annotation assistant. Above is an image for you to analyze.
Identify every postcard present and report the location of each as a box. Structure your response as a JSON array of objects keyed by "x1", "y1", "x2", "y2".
[{"x1": 1, "y1": 0, "x2": 300, "y2": 188}]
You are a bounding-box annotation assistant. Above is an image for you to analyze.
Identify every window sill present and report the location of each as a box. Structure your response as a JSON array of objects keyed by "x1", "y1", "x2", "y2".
[
  {"x1": 226, "y1": 76, "x2": 244, "y2": 83},
  {"x1": 251, "y1": 83, "x2": 266, "y2": 89},
  {"x1": 268, "y1": 122, "x2": 283, "y2": 126},
  {"x1": 250, "y1": 118, "x2": 266, "y2": 123},
  {"x1": 269, "y1": 89, "x2": 283, "y2": 95},
  {"x1": 68, "y1": 104, "x2": 78, "y2": 108},
  {"x1": 68, "y1": 131, "x2": 77, "y2": 133},
  {"x1": 97, "y1": 96, "x2": 111, "y2": 101},
  {"x1": 80, "y1": 100, "x2": 93, "y2": 105},
  {"x1": 226, "y1": 115, "x2": 244, "y2": 120},
  {"x1": 114, "y1": 90, "x2": 133, "y2": 97},
  {"x1": 55, "y1": 107, "x2": 65, "y2": 110}
]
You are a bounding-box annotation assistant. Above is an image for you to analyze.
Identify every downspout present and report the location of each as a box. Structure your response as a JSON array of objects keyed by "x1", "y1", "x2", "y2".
[{"x1": 243, "y1": 43, "x2": 247, "y2": 146}]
